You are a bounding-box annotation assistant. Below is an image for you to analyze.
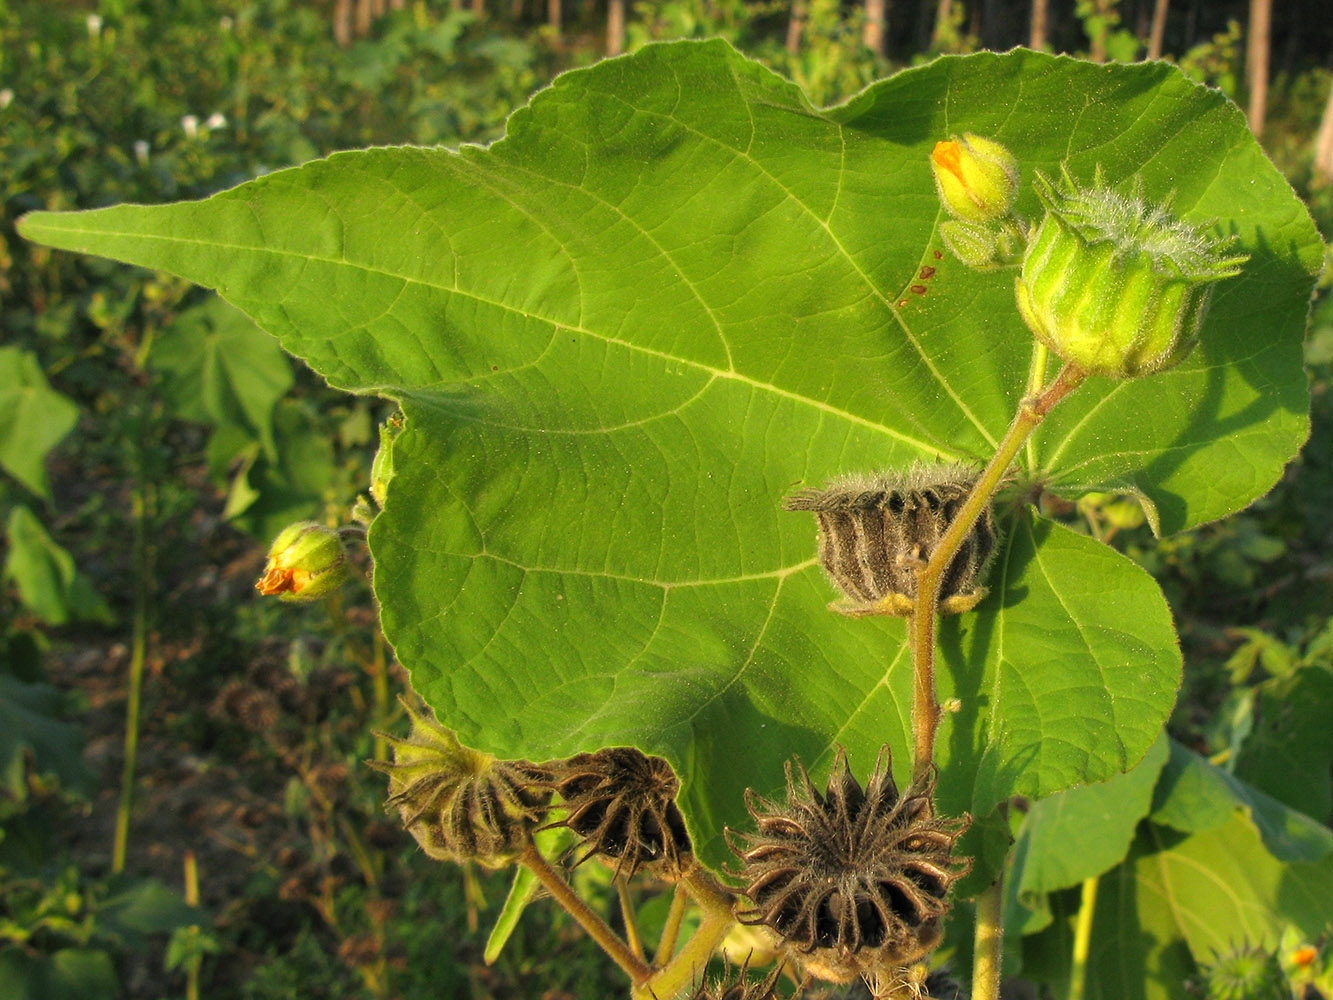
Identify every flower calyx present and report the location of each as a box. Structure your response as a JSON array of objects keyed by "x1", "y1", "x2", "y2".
[
  {"x1": 255, "y1": 521, "x2": 350, "y2": 602},
  {"x1": 728, "y1": 746, "x2": 971, "y2": 986},
  {"x1": 541, "y1": 746, "x2": 694, "y2": 880},
  {"x1": 784, "y1": 463, "x2": 996, "y2": 618},
  {"x1": 1015, "y1": 165, "x2": 1248, "y2": 378},
  {"x1": 370, "y1": 696, "x2": 551, "y2": 868}
]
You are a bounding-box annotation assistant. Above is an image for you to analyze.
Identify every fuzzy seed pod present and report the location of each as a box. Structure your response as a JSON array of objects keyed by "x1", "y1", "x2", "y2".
[
  {"x1": 543, "y1": 747, "x2": 693, "y2": 879},
  {"x1": 729, "y1": 747, "x2": 970, "y2": 985},
  {"x1": 1016, "y1": 165, "x2": 1248, "y2": 378},
  {"x1": 784, "y1": 464, "x2": 996, "y2": 617},
  {"x1": 370, "y1": 698, "x2": 550, "y2": 868}
]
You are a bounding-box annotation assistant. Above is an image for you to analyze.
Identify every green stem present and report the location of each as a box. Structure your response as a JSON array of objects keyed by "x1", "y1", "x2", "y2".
[
  {"x1": 617, "y1": 878, "x2": 646, "y2": 961},
  {"x1": 1023, "y1": 341, "x2": 1050, "y2": 470},
  {"x1": 113, "y1": 475, "x2": 153, "y2": 873},
  {"x1": 972, "y1": 872, "x2": 1006, "y2": 1000},
  {"x1": 518, "y1": 839, "x2": 652, "y2": 985},
  {"x1": 910, "y1": 361, "x2": 1085, "y2": 779},
  {"x1": 632, "y1": 869, "x2": 735, "y2": 1000},
  {"x1": 1069, "y1": 875, "x2": 1100, "y2": 1000},
  {"x1": 653, "y1": 883, "x2": 690, "y2": 966}
]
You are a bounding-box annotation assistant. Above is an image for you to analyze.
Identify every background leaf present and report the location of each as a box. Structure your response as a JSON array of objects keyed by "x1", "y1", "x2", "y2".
[
  {"x1": 15, "y1": 44, "x2": 1319, "y2": 872},
  {"x1": 148, "y1": 295, "x2": 294, "y2": 459},
  {"x1": 3, "y1": 506, "x2": 114, "y2": 627},
  {"x1": 0, "y1": 347, "x2": 79, "y2": 501}
]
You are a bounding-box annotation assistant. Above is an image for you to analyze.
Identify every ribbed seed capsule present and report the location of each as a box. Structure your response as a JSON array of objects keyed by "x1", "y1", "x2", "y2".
[
  {"x1": 543, "y1": 747, "x2": 693, "y2": 879},
  {"x1": 369, "y1": 697, "x2": 549, "y2": 868},
  {"x1": 784, "y1": 464, "x2": 995, "y2": 617},
  {"x1": 728, "y1": 747, "x2": 970, "y2": 985}
]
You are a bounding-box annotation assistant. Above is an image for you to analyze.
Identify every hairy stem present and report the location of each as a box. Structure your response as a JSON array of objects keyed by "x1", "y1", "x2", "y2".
[
  {"x1": 910, "y1": 361, "x2": 1086, "y2": 778},
  {"x1": 972, "y1": 872, "x2": 1006, "y2": 1000},
  {"x1": 653, "y1": 883, "x2": 690, "y2": 966},
  {"x1": 518, "y1": 839, "x2": 652, "y2": 985},
  {"x1": 617, "y1": 878, "x2": 646, "y2": 961},
  {"x1": 1069, "y1": 874, "x2": 1100, "y2": 1000}
]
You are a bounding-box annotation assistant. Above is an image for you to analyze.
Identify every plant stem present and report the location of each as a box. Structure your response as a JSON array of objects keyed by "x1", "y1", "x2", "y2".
[
  {"x1": 1069, "y1": 875, "x2": 1100, "y2": 1000},
  {"x1": 183, "y1": 850, "x2": 201, "y2": 1000},
  {"x1": 909, "y1": 361, "x2": 1085, "y2": 779},
  {"x1": 653, "y1": 883, "x2": 690, "y2": 966},
  {"x1": 617, "y1": 878, "x2": 646, "y2": 961},
  {"x1": 113, "y1": 475, "x2": 153, "y2": 873},
  {"x1": 631, "y1": 869, "x2": 736, "y2": 1000},
  {"x1": 972, "y1": 872, "x2": 1006, "y2": 1000},
  {"x1": 518, "y1": 839, "x2": 652, "y2": 985}
]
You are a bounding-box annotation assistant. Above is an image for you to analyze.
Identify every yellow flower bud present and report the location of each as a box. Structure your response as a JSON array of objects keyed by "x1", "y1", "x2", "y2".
[
  {"x1": 255, "y1": 521, "x2": 349, "y2": 601},
  {"x1": 930, "y1": 133, "x2": 1020, "y2": 224}
]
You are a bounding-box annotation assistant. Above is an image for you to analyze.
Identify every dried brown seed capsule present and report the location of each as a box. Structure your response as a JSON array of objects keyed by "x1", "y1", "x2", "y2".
[
  {"x1": 369, "y1": 697, "x2": 550, "y2": 868},
  {"x1": 543, "y1": 747, "x2": 693, "y2": 879},
  {"x1": 729, "y1": 747, "x2": 970, "y2": 984},
  {"x1": 784, "y1": 464, "x2": 996, "y2": 617}
]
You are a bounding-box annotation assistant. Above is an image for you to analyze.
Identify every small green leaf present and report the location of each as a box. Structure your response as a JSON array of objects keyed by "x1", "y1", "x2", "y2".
[
  {"x1": 0, "y1": 347, "x2": 79, "y2": 500},
  {"x1": 3, "y1": 506, "x2": 114, "y2": 626},
  {"x1": 0, "y1": 669, "x2": 94, "y2": 806},
  {"x1": 148, "y1": 296, "x2": 294, "y2": 458}
]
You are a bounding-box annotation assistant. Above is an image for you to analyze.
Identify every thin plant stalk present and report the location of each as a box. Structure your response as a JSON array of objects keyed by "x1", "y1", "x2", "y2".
[
  {"x1": 1069, "y1": 874, "x2": 1100, "y2": 1000},
  {"x1": 972, "y1": 870, "x2": 1006, "y2": 1000},
  {"x1": 631, "y1": 869, "x2": 735, "y2": 1000},
  {"x1": 653, "y1": 883, "x2": 690, "y2": 966},
  {"x1": 112, "y1": 475, "x2": 153, "y2": 873},
  {"x1": 183, "y1": 850, "x2": 201, "y2": 1000},
  {"x1": 518, "y1": 838, "x2": 652, "y2": 984},
  {"x1": 909, "y1": 360, "x2": 1086, "y2": 777},
  {"x1": 617, "y1": 878, "x2": 646, "y2": 961}
]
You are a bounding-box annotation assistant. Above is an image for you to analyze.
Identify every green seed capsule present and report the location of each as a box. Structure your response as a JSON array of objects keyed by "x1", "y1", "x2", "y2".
[{"x1": 1015, "y1": 166, "x2": 1248, "y2": 378}]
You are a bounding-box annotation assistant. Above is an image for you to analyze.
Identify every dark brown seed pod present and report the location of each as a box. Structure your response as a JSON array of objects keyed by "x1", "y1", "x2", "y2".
[
  {"x1": 783, "y1": 463, "x2": 996, "y2": 617},
  {"x1": 542, "y1": 747, "x2": 693, "y2": 879},
  {"x1": 728, "y1": 746, "x2": 971, "y2": 984},
  {"x1": 369, "y1": 697, "x2": 550, "y2": 868}
]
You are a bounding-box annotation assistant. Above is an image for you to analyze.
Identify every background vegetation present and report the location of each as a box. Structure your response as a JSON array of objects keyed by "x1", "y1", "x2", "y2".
[{"x1": 2, "y1": 1, "x2": 1331, "y2": 998}]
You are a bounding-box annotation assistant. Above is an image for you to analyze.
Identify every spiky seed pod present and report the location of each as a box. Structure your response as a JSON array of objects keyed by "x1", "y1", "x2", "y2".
[
  {"x1": 729, "y1": 747, "x2": 971, "y2": 985},
  {"x1": 543, "y1": 747, "x2": 693, "y2": 879},
  {"x1": 784, "y1": 464, "x2": 995, "y2": 618},
  {"x1": 688, "y1": 960, "x2": 786, "y2": 1000},
  {"x1": 1200, "y1": 943, "x2": 1291, "y2": 1000},
  {"x1": 369, "y1": 698, "x2": 550, "y2": 868}
]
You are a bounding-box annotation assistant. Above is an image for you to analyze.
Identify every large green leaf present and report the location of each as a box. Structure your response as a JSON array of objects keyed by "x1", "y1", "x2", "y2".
[
  {"x1": 0, "y1": 347, "x2": 79, "y2": 500},
  {"x1": 1024, "y1": 816, "x2": 1333, "y2": 1000},
  {"x1": 16, "y1": 45, "x2": 1317, "y2": 871}
]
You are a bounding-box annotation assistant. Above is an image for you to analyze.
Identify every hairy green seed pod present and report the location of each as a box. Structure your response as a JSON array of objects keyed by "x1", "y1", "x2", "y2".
[
  {"x1": 1015, "y1": 166, "x2": 1248, "y2": 378},
  {"x1": 1200, "y1": 943, "x2": 1291, "y2": 1000}
]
